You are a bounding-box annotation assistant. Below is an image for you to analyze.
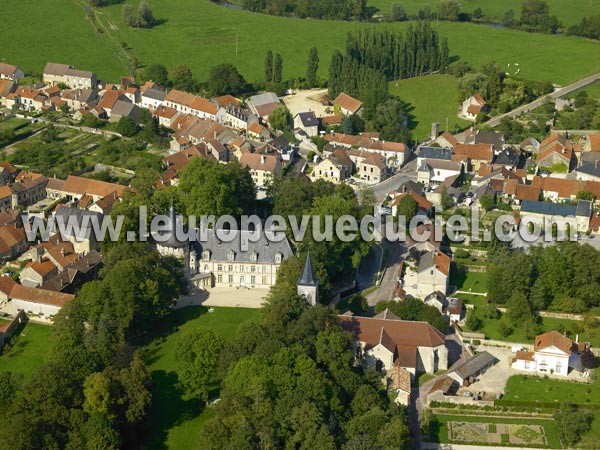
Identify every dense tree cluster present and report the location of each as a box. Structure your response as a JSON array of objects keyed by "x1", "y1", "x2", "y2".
[
  {"x1": 375, "y1": 298, "x2": 449, "y2": 332},
  {"x1": 207, "y1": 63, "x2": 247, "y2": 96},
  {"x1": 242, "y1": 0, "x2": 367, "y2": 20},
  {"x1": 556, "y1": 91, "x2": 600, "y2": 130},
  {"x1": 270, "y1": 177, "x2": 372, "y2": 299},
  {"x1": 329, "y1": 24, "x2": 448, "y2": 121},
  {"x1": 199, "y1": 257, "x2": 411, "y2": 449},
  {"x1": 554, "y1": 403, "x2": 593, "y2": 447},
  {"x1": 567, "y1": 15, "x2": 600, "y2": 40},
  {"x1": 488, "y1": 242, "x2": 600, "y2": 314},
  {"x1": 0, "y1": 243, "x2": 182, "y2": 448}
]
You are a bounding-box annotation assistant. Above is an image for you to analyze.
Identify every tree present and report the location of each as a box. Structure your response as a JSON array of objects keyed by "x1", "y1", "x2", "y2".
[
  {"x1": 306, "y1": 47, "x2": 319, "y2": 87},
  {"x1": 466, "y1": 309, "x2": 483, "y2": 331},
  {"x1": 389, "y1": 3, "x2": 407, "y2": 21},
  {"x1": 137, "y1": 0, "x2": 155, "y2": 28},
  {"x1": 372, "y1": 98, "x2": 411, "y2": 143},
  {"x1": 176, "y1": 328, "x2": 224, "y2": 401},
  {"x1": 41, "y1": 124, "x2": 60, "y2": 143},
  {"x1": 268, "y1": 104, "x2": 293, "y2": 132},
  {"x1": 554, "y1": 404, "x2": 592, "y2": 447},
  {"x1": 144, "y1": 64, "x2": 168, "y2": 85},
  {"x1": 264, "y1": 50, "x2": 273, "y2": 83},
  {"x1": 576, "y1": 190, "x2": 595, "y2": 201},
  {"x1": 479, "y1": 194, "x2": 494, "y2": 211},
  {"x1": 497, "y1": 321, "x2": 512, "y2": 337},
  {"x1": 122, "y1": 4, "x2": 135, "y2": 25},
  {"x1": 437, "y1": 0, "x2": 460, "y2": 21},
  {"x1": 273, "y1": 53, "x2": 283, "y2": 83},
  {"x1": 472, "y1": 7, "x2": 483, "y2": 19},
  {"x1": 441, "y1": 186, "x2": 454, "y2": 210},
  {"x1": 503, "y1": 8, "x2": 517, "y2": 27},
  {"x1": 171, "y1": 64, "x2": 196, "y2": 92},
  {"x1": 340, "y1": 114, "x2": 365, "y2": 135},
  {"x1": 396, "y1": 194, "x2": 419, "y2": 227},
  {"x1": 116, "y1": 116, "x2": 139, "y2": 137},
  {"x1": 207, "y1": 63, "x2": 247, "y2": 96}
]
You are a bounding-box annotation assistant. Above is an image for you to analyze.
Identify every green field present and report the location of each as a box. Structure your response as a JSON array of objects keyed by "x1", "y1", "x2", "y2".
[
  {"x1": 501, "y1": 374, "x2": 600, "y2": 407},
  {"x1": 389, "y1": 74, "x2": 471, "y2": 140},
  {"x1": 450, "y1": 268, "x2": 488, "y2": 293},
  {"x1": 369, "y1": 0, "x2": 600, "y2": 26},
  {"x1": 427, "y1": 413, "x2": 561, "y2": 449},
  {"x1": 3, "y1": 0, "x2": 598, "y2": 86},
  {"x1": 142, "y1": 306, "x2": 261, "y2": 450},
  {"x1": 0, "y1": 321, "x2": 53, "y2": 378},
  {"x1": 0, "y1": 0, "x2": 127, "y2": 81}
]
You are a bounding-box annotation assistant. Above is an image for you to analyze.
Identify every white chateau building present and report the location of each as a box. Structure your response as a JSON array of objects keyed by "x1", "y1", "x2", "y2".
[
  {"x1": 155, "y1": 207, "x2": 293, "y2": 291},
  {"x1": 513, "y1": 331, "x2": 588, "y2": 377}
]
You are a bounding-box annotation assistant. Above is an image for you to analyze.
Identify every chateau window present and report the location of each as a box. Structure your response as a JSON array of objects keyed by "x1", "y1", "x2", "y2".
[
  {"x1": 217, "y1": 274, "x2": 222, "y2": 283},
  {"x1": 250, "y1": 251, "x2": 258, "y2": 262},
  {"x1": 227, "y1": 250, "x2": 235, "y2": 261},
  {"x1": 228, "y1": 275, "x2": 233, "y2": 284},
  {"x1": 251, "y1": 266, "x2": 256, "y2": 273},
  {"x1": 217, "y1": 264, "x2": 222, "y2": 272},
  {"x1": 275, "y1": 253, "x2": 282, "y2": 264},
  {"x1": 202, "y1": 250, "x2": 210, "y2": 261},
  {"x1": 251, "y1": 276, "x2": 256, "y2": 285},
  {"x1": 228, "y1": 265, "x2": 233, "y2": 272}
]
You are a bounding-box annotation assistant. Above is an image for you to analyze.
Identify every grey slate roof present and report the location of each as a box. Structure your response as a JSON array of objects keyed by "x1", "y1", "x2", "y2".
[
  {"x1": 111, "y1": 100, "x2": 136, "y2": 117},
  {"x1": 196, "y1": 228, "x2": 293, "y2": 264},
  {"x1": 492, "y1": 146, "x2": 520, "y2": 166},
  {"x1": 44, "y1": 63, "x2": 70, "y2": 76},
  {"x1": 576, "y1": 199, "x2": 593, "y2": 217},
  {"x1": 450, "y1": 351, "x2": 496, "y2": 381},
  {"x1": 576, "y1": 162, "x2": 600, "y2": 178},
  {"x1": 520, "y1": 200, "x2": 577, "y2": 217},
  {"x1": 417, "y1": 250, "x2": 435, "y2": 273},
  {"x1": 417, "y1": 146, "x2": 453, "y2": 161},
  {"x1": 143, "y1": 87, "x2": 166, "y2": 101},
  {"x1": 298, "y1": 252, "x2": 318, "y2": 286},
  {"x1": 468, "y1": 130, "x2": 504, "y2": 150},
  {"x1": 249, "y1": 92, "x2": 279, "y2": 108},
  {"x1": 297, "y1": 111, "x2": 318, "y2": 127},
  {"x1": 52, "y1": 206, "x2": 103, "y2": 240}
]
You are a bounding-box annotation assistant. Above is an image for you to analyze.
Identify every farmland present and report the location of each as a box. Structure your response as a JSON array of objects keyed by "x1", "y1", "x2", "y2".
[{"x1": 1, "y1": 0, "x2": 598, "y2": 87}]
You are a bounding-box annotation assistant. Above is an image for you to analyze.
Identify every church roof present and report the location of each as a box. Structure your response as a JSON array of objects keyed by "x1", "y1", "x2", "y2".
[
  {"x1": 156, "y1": 206, "x2": 188, "y2": 248},
  {"x1": 298, "y1": 251, "x2": 318, "y2": 286}
]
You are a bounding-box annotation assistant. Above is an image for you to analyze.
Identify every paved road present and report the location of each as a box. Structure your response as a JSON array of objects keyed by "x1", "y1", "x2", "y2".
[
  {"x1": 365, "y1": 240, "x2": 405, "y2": 305},
  {"x1": 454, "y1": 71, "x2": 600, "y2": 141},
  {"x1": 362, "y1": 159, "x2": 419, "y2": 202}
]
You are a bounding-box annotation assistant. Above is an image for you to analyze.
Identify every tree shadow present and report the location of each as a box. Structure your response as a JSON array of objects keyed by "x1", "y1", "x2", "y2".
[{"x1": 142, "y1": 370, "x2": 205, "y2": 450}]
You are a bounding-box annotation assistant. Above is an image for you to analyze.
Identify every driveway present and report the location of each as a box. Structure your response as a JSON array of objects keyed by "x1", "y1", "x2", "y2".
[{"x1": 175, "y1": 286, "x2": 268, "y2": 309}]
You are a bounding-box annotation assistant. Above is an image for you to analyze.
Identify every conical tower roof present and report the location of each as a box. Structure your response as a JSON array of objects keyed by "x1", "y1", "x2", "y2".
[{"x1": 298, "y1": 251, "x2": 318, "y2": 286}]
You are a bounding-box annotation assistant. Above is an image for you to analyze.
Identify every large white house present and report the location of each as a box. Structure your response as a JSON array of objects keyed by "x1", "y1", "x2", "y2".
[{"x1": 512, "y1": 331, "x2": 587, "y2": 377}]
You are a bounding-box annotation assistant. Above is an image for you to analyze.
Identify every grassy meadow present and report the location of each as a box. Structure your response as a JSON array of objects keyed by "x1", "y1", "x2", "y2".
[
  {"x1": 389, "y1": 74, "x2": 471, "y2": 140},
  {"x1": 501, "y1": 374, "x2": 600, "y2": 407},
  {"x1": 3, "y1": 0, "x2": 598, "y2": 86},
  {"x1": 0, "y1": 321, "x2": 53, "y2": 378},
  {"x1": 369, "y1": 0, "x2": 600, "y2": 26},
  {"x1": 142, "y1": 306, "x2": 261, "y2": 450}
]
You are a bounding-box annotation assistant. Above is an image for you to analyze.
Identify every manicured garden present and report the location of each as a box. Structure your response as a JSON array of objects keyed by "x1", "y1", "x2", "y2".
[
  {"x1": 141, "y1": 306, "x2": 261, "y2": 450},
  {"x1": 426, "y1": 413, "x2": 561, "y2": 449},
  {"x1": 501, "y1": 374, "x2": 600, "y2": 407},
  {"x1": 0, "y1": 321, "x2": 53, "y2": 378}
]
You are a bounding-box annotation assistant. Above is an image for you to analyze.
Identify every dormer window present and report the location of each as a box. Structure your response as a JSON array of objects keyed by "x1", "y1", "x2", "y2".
[
  {"x1": 202, "y1": 250, "x2": 210, "y2": 261},
  {"x1": 250, "y1": 251, "x2": 258, "y2": 262},
  {"x1": 275, "y1": 252, "x2": 282, "y2": 264},
  {"x1": 227, "y1": 249, "x2": 235, "y2": 261}
]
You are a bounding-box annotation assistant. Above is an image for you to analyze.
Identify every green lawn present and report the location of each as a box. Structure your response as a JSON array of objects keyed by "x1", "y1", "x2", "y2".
[
  {"x1": 464, "y1": 310, "x2": 600, "y2": 345},
  {"x1": 0, "y1": 321, "x2": 53, "y2": 378},
  {"x1": 142, "y1": 306, "x2": 261, "y2": 450},
  {"x1": 450, "y1": 267, "x2": 488, "y2": 293},
  {"x1": 501, "y1": 374, "x2": 600, "y2": 407},
  {"x1": 389, "y1": 74, "x2": 471, "y2": 140},
  {"x1": 427, "y1": 413, "x2": 561, "y2": 449},
  {"x1": 369, "y1": 0, "x2": 600, "y2": 26},
  {"x1": 571, "y1": 80, "x2": 600, "y2": 100},
  {"x1": 101, "y1": 1, "x2": 600, "y2": 84}
]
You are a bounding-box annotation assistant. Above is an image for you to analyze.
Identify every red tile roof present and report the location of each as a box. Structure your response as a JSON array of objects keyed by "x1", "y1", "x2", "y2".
[{"x1": 334, "y1": 92, "x2": 363, "y2": 114}]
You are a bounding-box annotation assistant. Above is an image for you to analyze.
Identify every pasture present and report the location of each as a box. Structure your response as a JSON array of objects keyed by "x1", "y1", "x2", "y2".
[{"x1": 389, "y1": 74, "x2": 471, "y2": 140}]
